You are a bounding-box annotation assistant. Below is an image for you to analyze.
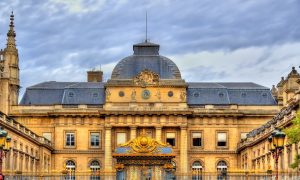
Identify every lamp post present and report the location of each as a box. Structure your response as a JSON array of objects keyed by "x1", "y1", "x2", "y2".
[
  {"x1": 268, "y1": 129, "x2": 286, "y2": 180},
  {"x1": 0, "y1": 127, "x2": 11, "y2": 180}
]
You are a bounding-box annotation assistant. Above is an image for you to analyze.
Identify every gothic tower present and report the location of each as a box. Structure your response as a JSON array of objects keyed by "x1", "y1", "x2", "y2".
[{"x1": 0, "y1": 12, "x2": 20, "y2": 114}]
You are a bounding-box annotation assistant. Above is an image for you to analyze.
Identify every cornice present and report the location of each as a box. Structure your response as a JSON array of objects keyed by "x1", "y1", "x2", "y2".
[
  {"x1": 53, "y1": 150, "x2": 104, "y2": 154},
  {"x1": 188, "y1": 150, "x2": 237, "y2": 154},
  {"x1": 99, "y1": 110, "x2": 192, "y2": 116}
]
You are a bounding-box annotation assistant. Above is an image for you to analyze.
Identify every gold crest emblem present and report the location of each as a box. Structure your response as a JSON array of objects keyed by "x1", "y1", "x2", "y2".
[{"x1": 133, "y1": 69, "x2": 159, "y2": 86}]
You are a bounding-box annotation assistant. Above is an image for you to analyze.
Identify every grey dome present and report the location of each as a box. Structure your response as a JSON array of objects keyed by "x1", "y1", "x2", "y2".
[{"x1": 111, "y1": 41, "x2": 181, "y2": 79}]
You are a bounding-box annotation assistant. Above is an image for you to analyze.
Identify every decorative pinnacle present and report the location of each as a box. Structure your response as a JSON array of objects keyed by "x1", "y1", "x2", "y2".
[
  {"x1": 7, "y1": 11, "x2": 16, "y2": 38},
  {"x1": 10, "y1": 11, "x2": 14, "y2": 28}
]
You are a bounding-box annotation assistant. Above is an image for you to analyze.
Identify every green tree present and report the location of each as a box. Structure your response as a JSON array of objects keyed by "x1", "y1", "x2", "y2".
[{"x1": 284, "y1": 113, "x2": 300, "y2": 169}]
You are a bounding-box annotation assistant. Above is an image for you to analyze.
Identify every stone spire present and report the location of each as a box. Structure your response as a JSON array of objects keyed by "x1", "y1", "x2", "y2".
[
  {"x1": 6, "y1": 11, "x2": 17, "y2": 52},
  {"x1": 271, "y1": 85, "x2": 278, "y2": 97},
  {"x1": 287, "y1": 66, "x2": 300, "y2": 78}
]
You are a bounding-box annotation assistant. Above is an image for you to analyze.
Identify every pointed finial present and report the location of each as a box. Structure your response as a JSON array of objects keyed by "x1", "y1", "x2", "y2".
[
  {"x1": 9, "y1": 11, "x2": 15, "y2": 30},
  {"x1": 145, "y1": 11, "x2": 148, "y2": 42},
  {"x1": 6, "y1": 11, "x2": 17, "y2": 51},
  {"x1": 7, "y1": 11, "x2": 16, "y2": 37}
]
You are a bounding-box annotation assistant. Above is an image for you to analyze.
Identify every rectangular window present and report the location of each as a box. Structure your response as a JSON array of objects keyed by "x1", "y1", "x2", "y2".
[
  {"x1": 43, "y1": 132, "x2": 52, "y2": 141},
  {"x1": 166, "y1": 132, "x2": 176, "y2": 146},
  {"x1": 90, "y1": 132, "x2": 100, "y2": 147},
  {"x1": 65, "y1": 132, "x2": 75, "y2": 147},
  {"x1": 117, "y1": 132, "x2": 126, "y2": 145},
  {"x1": 192, "y1": 132, "x2": 202, "y2": 147},
  {"x1": 217, "y1": 132, "x2": 227, "y2": 147}
]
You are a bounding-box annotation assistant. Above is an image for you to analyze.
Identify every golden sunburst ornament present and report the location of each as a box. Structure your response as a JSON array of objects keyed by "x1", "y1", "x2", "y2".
[{"x1": 119, "y1": 129, "x2": 169, "y2": 154}]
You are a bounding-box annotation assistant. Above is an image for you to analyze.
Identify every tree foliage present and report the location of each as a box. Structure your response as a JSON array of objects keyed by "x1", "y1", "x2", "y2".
[
  {"x1": 290, "y1": 155, "x2": 300, "y2": 169},
  {"x1": 284, "y1": 113, "x2": 300, "y2": 144},
  {"x1": 284, "y1": 112, "x2": 300, "y2": 169}
]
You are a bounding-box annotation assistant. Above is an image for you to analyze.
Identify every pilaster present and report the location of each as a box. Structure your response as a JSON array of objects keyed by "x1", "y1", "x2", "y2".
[
  {"x1": 104, "y1": 125, "x2": 114, "y2": 178},
  {"x1": 180, "y1": 126, "x2": 188, "y2": 177},
  {"x1": 130, "y1": 126, "x2": 137, "y2": 139},
  {"x1": 155, "y1": 126, "x2": 162, "y2": 142}
]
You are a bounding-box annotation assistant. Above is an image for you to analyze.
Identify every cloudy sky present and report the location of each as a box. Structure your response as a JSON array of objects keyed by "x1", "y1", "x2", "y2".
[{"x1": 0, "y1": 0, "x2": 300, "y2": 96}]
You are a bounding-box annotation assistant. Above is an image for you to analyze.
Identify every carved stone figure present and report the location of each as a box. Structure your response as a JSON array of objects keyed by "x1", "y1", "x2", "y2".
[
  {"x1": 131, "y1": 89, "x2": 136, "y2": 101},
  {"x1": 180, "y1": 91, "x2": 186, "y2": 102},
  {"x1": 156, "y1": 90, "x2": 161, "y2": 100},
  {"x1": 105, "y1": 88, "x2": 111, "y2": 101}
]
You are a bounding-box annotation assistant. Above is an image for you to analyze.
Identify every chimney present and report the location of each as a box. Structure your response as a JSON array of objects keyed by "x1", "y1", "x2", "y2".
[{"x1": 87, "y1": 70, "x2": 103, "y2": 82}]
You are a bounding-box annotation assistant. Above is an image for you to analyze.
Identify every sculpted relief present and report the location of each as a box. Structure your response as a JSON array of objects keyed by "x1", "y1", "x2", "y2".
[
  {"x1": 133, "y1": 69, "x2": 159, "y2": 86},
  {"x1": 180, "y1": 90, "x2": 186, "y2": 102},
  {"x1": 105, "y1": 88, "x2": 111, "y2": 101}
]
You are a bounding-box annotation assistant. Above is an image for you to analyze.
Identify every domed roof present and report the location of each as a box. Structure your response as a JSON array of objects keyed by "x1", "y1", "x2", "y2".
[{"x1": 111, "y1": 41, "x2": 181, "y2": 79}]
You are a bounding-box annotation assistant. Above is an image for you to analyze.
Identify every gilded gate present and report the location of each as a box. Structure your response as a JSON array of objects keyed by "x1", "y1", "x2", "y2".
[{"x1": 113, "y1": 130, "x2": 175, "y2": 180}]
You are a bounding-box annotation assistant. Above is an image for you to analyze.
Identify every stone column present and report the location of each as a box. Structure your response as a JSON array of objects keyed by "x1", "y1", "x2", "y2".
[
  {"x1": 130, "y1": 126, "x2": 137, "y2": 139},
  {"x1": 180, "y1": 126, "x2": 188, "y2": 178},
  {"x1": 104, "y1": 125, "x2": 114, "y2": 179},
  {"x1": 155, "y1": 126, "x2": 162, "y2": 142}
]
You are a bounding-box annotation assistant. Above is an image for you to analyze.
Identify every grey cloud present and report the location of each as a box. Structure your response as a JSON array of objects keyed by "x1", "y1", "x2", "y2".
[{"x1": 0, "y1": 0, "x2": 299, "y2": 96}]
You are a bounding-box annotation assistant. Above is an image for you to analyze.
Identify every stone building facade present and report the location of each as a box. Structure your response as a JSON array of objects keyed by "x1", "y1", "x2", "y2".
[
  {"x1": 0, "y1": 112, "x2": 53, "y2": 176},
  {"x1": 238, "y1": 68, "x2": 300, "y2": 175},
  {"x1": 1, "y1": 12, "x2": 299, "y2": 178}
]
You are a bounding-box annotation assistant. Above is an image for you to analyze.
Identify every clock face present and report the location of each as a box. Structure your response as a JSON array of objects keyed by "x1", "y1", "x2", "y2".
[{"x1": 141, "y1": 89, "x2": 151, "y2": 99}]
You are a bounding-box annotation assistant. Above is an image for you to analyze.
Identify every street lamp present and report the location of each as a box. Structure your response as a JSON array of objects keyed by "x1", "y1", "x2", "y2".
[
  {"x1": 268, "y1": 129, "x2": 286, "y2": 180},
  {"x1": 0, "y1": 127, "x2": 11, "y2": 180}
]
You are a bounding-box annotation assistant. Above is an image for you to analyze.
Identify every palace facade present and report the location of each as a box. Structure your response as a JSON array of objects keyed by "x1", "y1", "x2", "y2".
[{"x1": 0, "y1": 13, "x2": 299, "y2": 179}]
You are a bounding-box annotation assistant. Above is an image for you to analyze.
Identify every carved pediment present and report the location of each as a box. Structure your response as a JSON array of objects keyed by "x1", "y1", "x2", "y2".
[{"x1": 133, "y1": 69, "x2": 159, "y2": 86}]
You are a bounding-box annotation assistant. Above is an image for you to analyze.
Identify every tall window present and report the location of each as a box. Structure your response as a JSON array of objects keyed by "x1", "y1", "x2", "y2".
[
  {"x1": 217, "y1": 160, "x2": 228, "y2": 172},
  {"x1": 192, "y1": 161, "x2": 203, "y2": 180},
  {"x1": 5, "y1": 151, "x2": 10, "y2": 169},
  {"x1": 166, "y1": 132, "x2": 176, "y2": 146},
  {"x1": 217, "y1": 160, "x2": 228, "y2": 180},
  {"x1": 13, "y1": 153, "x2": 17, "y2": 170},
  {"x1": 217, "y1": 132, "x2": 227, "y2": 147},
  {"x1": 116, "y1": 132, "x2": 126, "y2": 145},
  {"x1": 65, "y1": 132, "x2": 75, "y2": 147},
  {"x1": 66, "y1": 160, "x2": 76, "y2": 180},
  {"x1": 90, "y1": 132, "x2": 100, "y2": 147},
  {"x1": 280, "y1": 152, "x2": 284, "y2": 170},
  {"x1": 192, "y1": 132, "x2": 202, "y2": 147},
  {"x1": 164, "y1": 161, "x2": 176, "y2": 179},
  {"x1": 90, "y1": 160, "x2": 101, "y2": 180}
]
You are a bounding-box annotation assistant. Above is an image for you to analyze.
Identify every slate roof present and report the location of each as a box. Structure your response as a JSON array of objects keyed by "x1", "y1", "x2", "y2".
[
  {"x1": 20, "y1": 81, "x2": 277, "y2": 106},
  {"x1": 187, "y1": 82, "x2": 277, "y2": 105},
  {"x1": 19, "y1": 42, "x2": 276, "y2": 106},
  {"x1": 20, "y1": 81, "x2": 105, "y2": 105},
  {"x1": 111, "y1": 41, "x2": 181, "y2": 79}
]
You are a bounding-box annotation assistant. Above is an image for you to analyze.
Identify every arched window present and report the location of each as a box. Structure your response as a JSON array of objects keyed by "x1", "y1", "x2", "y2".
[
  {"x1": 217, "y1": 160, "x2": 228, "y2": 180},
  {"x1": 65, "y1": 160, "x2": 76, "y2": 180},
  {"x1": 217, "y1": 160, "x2": 227, "y2": 172},
  {"x1": 164, "y1": 161, "x2": 176, "y2": 180},
  {"x1": 90, "y1": 160, "x2": 101, "y2": 180},
  {"x1": 192, "y1": 161, "x2": 203, "y2": 180}
]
